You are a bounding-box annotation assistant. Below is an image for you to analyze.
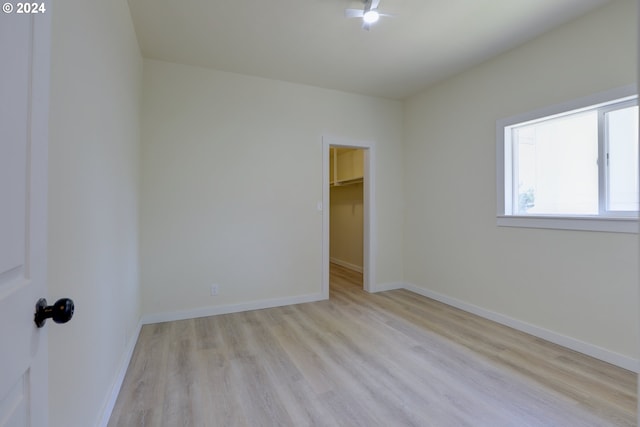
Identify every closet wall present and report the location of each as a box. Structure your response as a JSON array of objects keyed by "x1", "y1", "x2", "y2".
[{"x1": 329, "y1": 148, "x2": 364, "y2": 272}]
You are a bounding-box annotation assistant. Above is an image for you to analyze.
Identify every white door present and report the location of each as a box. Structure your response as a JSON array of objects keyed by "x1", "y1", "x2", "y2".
[{"x1": 0, "y1": 2, "x2": 52, "y2": 426}]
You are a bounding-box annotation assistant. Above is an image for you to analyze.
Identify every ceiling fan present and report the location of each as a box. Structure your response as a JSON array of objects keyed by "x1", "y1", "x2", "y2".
[{"x1": 345, "y1": 0, "x2": 392, "y2": 31}]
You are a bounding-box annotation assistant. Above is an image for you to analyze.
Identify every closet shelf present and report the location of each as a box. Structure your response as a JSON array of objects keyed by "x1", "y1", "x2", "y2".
[
  {"x1": 330, "y1": 177, "x2": 363, "y2": 187},
  {"x1": 330, "y1": 147, "x2": 364, "y2": 187}
]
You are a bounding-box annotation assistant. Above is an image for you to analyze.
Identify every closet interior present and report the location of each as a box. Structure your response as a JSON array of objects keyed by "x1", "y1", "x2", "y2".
[{"x1": 329, "y1": 147, "x2": 364, "y2": 288}]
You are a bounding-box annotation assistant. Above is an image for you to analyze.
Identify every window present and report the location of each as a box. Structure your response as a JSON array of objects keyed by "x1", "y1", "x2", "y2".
[{"x1": 497, "y1": 85, "x2": 638, "y2": 233}]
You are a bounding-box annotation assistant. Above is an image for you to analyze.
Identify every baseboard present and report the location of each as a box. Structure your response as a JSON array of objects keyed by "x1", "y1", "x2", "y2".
[
  {"x1": 141, "y1": 292, "x2": 325, "y2": 325},
  {"x1": 404, "y1": 283, "x2": 640, "y2": 373},
  {"x1": 330, "y1": 258, "x2": 363, "y2": 273},
  {"x1": 97, "y1": 319, "x2": 143, "y2": 427},
  {"x1": 369, "y1": 282, "x2": 404, "y2": 293}
]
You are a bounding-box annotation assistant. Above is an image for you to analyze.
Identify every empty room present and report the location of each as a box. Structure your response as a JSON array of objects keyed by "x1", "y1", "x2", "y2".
[{"x1": 1, "y1": 0, "x2": 638, "y2": 426}]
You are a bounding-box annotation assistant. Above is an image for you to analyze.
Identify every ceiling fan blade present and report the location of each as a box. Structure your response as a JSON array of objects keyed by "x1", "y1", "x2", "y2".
[
  {"x1": 345, "y1": 8, "x2": 364, "y2": 18},
  {"x1": 370, "y1": 0, "x2": 381, "y2": 10},
  {"x1": 362, "y1": 21, "x2": 371, "y2": 31}
]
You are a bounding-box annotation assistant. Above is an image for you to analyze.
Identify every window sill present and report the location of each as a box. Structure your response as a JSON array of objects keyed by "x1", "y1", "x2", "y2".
[{"x1": 496, "y1": 215, "x2": 638, "y2": 233}]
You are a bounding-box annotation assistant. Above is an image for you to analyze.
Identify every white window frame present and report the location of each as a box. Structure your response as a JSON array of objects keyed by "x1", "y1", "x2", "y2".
[{"x1": 496, "y1": 85, "x2": 638, "y2": 233}]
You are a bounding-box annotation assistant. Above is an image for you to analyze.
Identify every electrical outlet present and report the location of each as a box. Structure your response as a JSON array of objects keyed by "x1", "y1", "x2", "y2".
[{"x1": 210, "y1": 284, "x2": 219, "y2": 296}]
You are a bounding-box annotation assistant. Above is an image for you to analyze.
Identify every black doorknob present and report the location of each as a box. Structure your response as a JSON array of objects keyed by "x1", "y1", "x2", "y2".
[{"x1": 34, "y1": 298, "x2": 74, "y2": 328}]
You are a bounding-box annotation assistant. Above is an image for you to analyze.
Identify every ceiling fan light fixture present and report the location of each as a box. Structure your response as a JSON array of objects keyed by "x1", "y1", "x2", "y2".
[{"x1": 363, "y1": 10, "x2": 380, "y2": 24}]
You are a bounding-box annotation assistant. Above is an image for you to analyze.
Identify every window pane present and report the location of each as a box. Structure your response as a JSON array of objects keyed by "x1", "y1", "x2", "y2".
[
  {"x1": 513, "y1": 111, "x2": 598, "y2": 215},
  {"x1": 606, "y1": 106, "x2": 638, "y2": 211}
]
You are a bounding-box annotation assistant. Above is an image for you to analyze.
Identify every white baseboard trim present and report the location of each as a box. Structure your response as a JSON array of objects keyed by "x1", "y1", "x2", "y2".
[
  {"x1": 141, "y1": 292, "x2": 325, "y2": 325},
  {"x1": 97, "y1": 320, "x2": 143, "y2": 427},
  {"x1": 330, "y1": 258, "x2": 363, "y2": 273},
  {"x1": 369, "y1": 282, "x2": 404, "y2": 293},
  {"x1": 404, "y1": 283, "x2": 639, "y2": 373}
]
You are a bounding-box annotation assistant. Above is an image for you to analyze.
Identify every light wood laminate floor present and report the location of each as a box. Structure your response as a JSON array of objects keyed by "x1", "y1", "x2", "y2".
[{"x1": 109, "y1": 264, "x2": 637, "y2": 426}]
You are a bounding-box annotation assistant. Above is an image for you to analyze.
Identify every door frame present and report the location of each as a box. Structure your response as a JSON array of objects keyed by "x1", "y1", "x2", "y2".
[{"x1": 322, "y1": 135, "x2": 376, "y2": 298}]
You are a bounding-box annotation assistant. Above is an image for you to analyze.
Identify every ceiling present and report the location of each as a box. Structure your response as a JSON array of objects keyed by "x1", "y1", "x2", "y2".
[{"x1": 127, "y1": 0, "x2": 613, "y2": 100}]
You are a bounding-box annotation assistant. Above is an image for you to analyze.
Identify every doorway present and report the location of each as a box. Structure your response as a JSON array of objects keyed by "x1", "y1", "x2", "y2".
[
  {"x1": 329, "y1": 147, "x2": 364, "y2": 293},
  {"x1": 322, "y1": 136, "x2": 375, "y2": 299}
]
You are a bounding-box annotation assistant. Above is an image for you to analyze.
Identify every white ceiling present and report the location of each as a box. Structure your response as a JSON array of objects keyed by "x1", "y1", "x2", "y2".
[{"x1": 127, "y1": 0, "x2": 612, "y2": 100}]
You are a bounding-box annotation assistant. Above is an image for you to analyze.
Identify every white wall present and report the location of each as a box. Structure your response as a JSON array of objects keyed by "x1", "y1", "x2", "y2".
[
  {"x1": 404, "y1": 0, "x2": 638, "y2": 362},
  {"x1": 48, "y1": 0, "x2": 142, "y2": 425},
  {"x1": 140, "y1": 59, "x2": 404, "y2": 318}
]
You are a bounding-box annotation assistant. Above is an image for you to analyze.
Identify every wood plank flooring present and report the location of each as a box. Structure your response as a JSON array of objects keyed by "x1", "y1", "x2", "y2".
[{"x1": 109, "y1": 264, "x2": 637, "y2": 426}]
